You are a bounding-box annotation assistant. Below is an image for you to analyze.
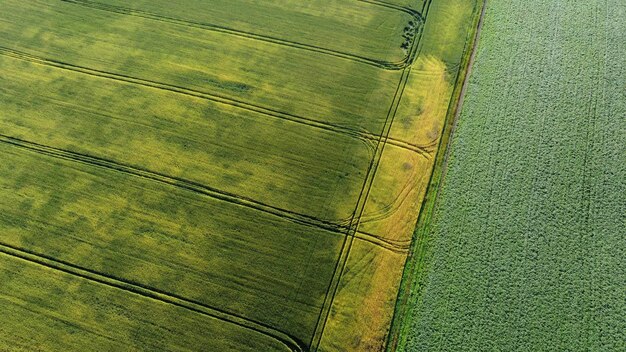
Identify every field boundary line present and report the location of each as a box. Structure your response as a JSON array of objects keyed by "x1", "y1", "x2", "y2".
[
  {"x1": 384, "y1": 0, "x2": 487, "y2": 350},
  {"x1": 309, "y1": 57, "x2": 412, "y2": 352},
  {"x1": 0, "y1": 46, "x2": 431, "y2": 158},
  {"x1": 60, "y1": 0, "x2": 421, "y2": 71},
  {"x1": 0, "y1": 242, "x2": 305, "y2": 352},
  {"x1": 308, "y1": 0, "x2": 433, "y2": 348}
]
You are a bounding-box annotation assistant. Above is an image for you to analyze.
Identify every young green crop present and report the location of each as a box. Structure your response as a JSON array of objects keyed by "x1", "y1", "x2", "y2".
[{"x1": 400, "y1": 0, "x2": 626, "y2": 350}]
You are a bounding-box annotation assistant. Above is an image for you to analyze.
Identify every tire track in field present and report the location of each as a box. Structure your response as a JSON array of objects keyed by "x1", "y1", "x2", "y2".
[
  {"x1": 0, "y1": 134, "x2": 415, "y2": 258},
  {"x1": 385, "y1": 0, "x2": 487, "y2": 348},
  {"x1": 0, "y1": 243, "x2": 305, "y2": 352},
  {"x1": 0, "y1": 47, "x2": 361, "y2": 140},
  {"x1": 357, "y1": 166, "x2": 422, "y2": 225},
  {"x1": 359, "y1": 0, "x2": 423, "y2": 19},
  {"x1": 310, "y1": 60, "x2": 413, "y2": 352},
  {"x1": 355, "y1": 230, "x2": 411, "y2": 253},
  {"x1": 387, "y1": 138, "x2": 434, "y2": 159},
  {"x1": 0, "y1": 134, "x2": 346, "y2": 234},
  {"x1": 308, "y1": 34, "x2": 413, "y2": 352},
  {"x1": 359, "y1": 136, "x2": 433, "y2": 225},
  {"x1": 309, "y1": 0, "x2": 433, "y2": 348},
  {"x1": 0, "y1": 46, "x2": 431, "y2": 158},
  {"x1": 60, "y1": 0, "x2": 420, "y2": 71}
]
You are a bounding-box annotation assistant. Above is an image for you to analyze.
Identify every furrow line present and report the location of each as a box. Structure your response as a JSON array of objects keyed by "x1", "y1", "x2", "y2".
[
  {"x1": 59, "y1": 0, "x2": 417, "y2": 70},
  {"x1": 309, "y1": 46, "x2": 414, "y2": 352},
  {"x1": 309, "y1": 0, "x2": 434, "y2": 348},
  {"x1": 0, "y1": 242, "x2": 305, "y2": 352},
  {"x1": 0, "y1": 46, "x2": 364, "y2": 140},
  {"x1": 358, "y1": 0, "x2": 423, "y2": 19},
  {"x1": 0, "y1": 134, "x2": 347, "y2": 235},
  {"x1": 355, "y1": 231, "x2": 411, "y2": 253},
  {"x1": 0, "y1": 46, "x2": 432, "y2": 159},
  {"x1": 0, "y1": 137, "x2": 415, "y2": 255}
]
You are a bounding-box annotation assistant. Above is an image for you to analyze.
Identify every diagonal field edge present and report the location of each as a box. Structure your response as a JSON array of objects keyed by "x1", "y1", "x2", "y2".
[
  {"x1": 0, "y1": 46, "x2": 431, "y2": 158},
  {"x1": 59, "y1": 0, "x2": 422, "y2": 71},
  {"x1": 309, "y1": 58, "x2": 412, "y2": 352},
  {"x1": 308, "y1": 0, "x2": 435, "y2": 349},
  {"x1": 0, "y1": 243, "x2": 306, "y2": 352},
  {"x1": 384, "y1": 0, "x2": 488, "y2": 349}
]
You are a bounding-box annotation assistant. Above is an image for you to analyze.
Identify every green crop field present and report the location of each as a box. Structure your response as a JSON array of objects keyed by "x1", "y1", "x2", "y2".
[
  {"x1": 397, "y1": 0, "x2": 625, "y2": 351},
  {"x1": 0, "y1": 0, "x2": 480, "y2": 351}
]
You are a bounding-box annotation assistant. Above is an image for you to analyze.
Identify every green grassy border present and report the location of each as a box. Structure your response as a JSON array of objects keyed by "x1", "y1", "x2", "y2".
[{"x1": 385, "y1": 0, "x2": 486, "y2": 350}]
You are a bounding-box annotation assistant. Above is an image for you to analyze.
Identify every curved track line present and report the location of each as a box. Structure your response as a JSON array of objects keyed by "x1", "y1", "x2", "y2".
[
  {"x1": 0, "y1": 135, "x2": 411, "y2": 257},
  {"x1": 311, "y1": 65, "x2": 413, "y2": 351},
  {"x1": 358, "y1": 147, "x2": 428, "y2": 225},
  {"x1": 0, "y1": 134, "x2": 404, "y2": 256},
  {"x1": 385, "y1": 137, "x2": 434, "y2": 158},
  {"x1": 359, "y1": 0, "x2": 423, "y2": 18},
  {"x1": 0, "y1": 243, "x2": 304, "y2": 352},
  {"x1": 0, "y1": 134, "x2": 345, "y2": 234},
  {"x1": 59, "y1": 0, "x2": 421, "y2": 71},
  {"x1": 309, "y1": 36, "x2": 415, "y2": 352},
  {"x1": 0, "y1": 46, "x2": 429, "y2": 158},
  {"x1": 355, "y1": 230, "x2": 411, "y2": 253},
  {"x1": 309, "y1": 0, "x2": 434, "y2": 349},
  {"x1": 358, "y1": 177, "x2": 417, "y2": 223},
  {"x1": 384, "y1": 0, "x2": 488, "y2": 349}
]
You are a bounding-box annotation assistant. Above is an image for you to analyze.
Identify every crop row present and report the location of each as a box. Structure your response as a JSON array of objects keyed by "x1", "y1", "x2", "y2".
[
  {"x1": 402, "y1": 0, "x2": 626, "y2": 350},
  {"x1": 62, "y1": 0, "x2": 421, "y2": 70}
]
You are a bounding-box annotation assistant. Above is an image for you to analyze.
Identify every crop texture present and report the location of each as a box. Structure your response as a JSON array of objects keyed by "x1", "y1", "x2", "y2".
[
  {"x1": 0, "y1": 0, "x2": 477, "y2": 350},
  {"x1": 400, "y1": 0, "x2": 626, "y2": 351}
]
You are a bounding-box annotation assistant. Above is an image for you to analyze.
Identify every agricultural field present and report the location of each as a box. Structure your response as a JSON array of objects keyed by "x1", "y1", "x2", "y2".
[
  {"x1": 0, "y1": 0, "x2": 479, "y2": 351},
  {"x1": 396, "y1": 0, "x2": 625, "y2": 351}
]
